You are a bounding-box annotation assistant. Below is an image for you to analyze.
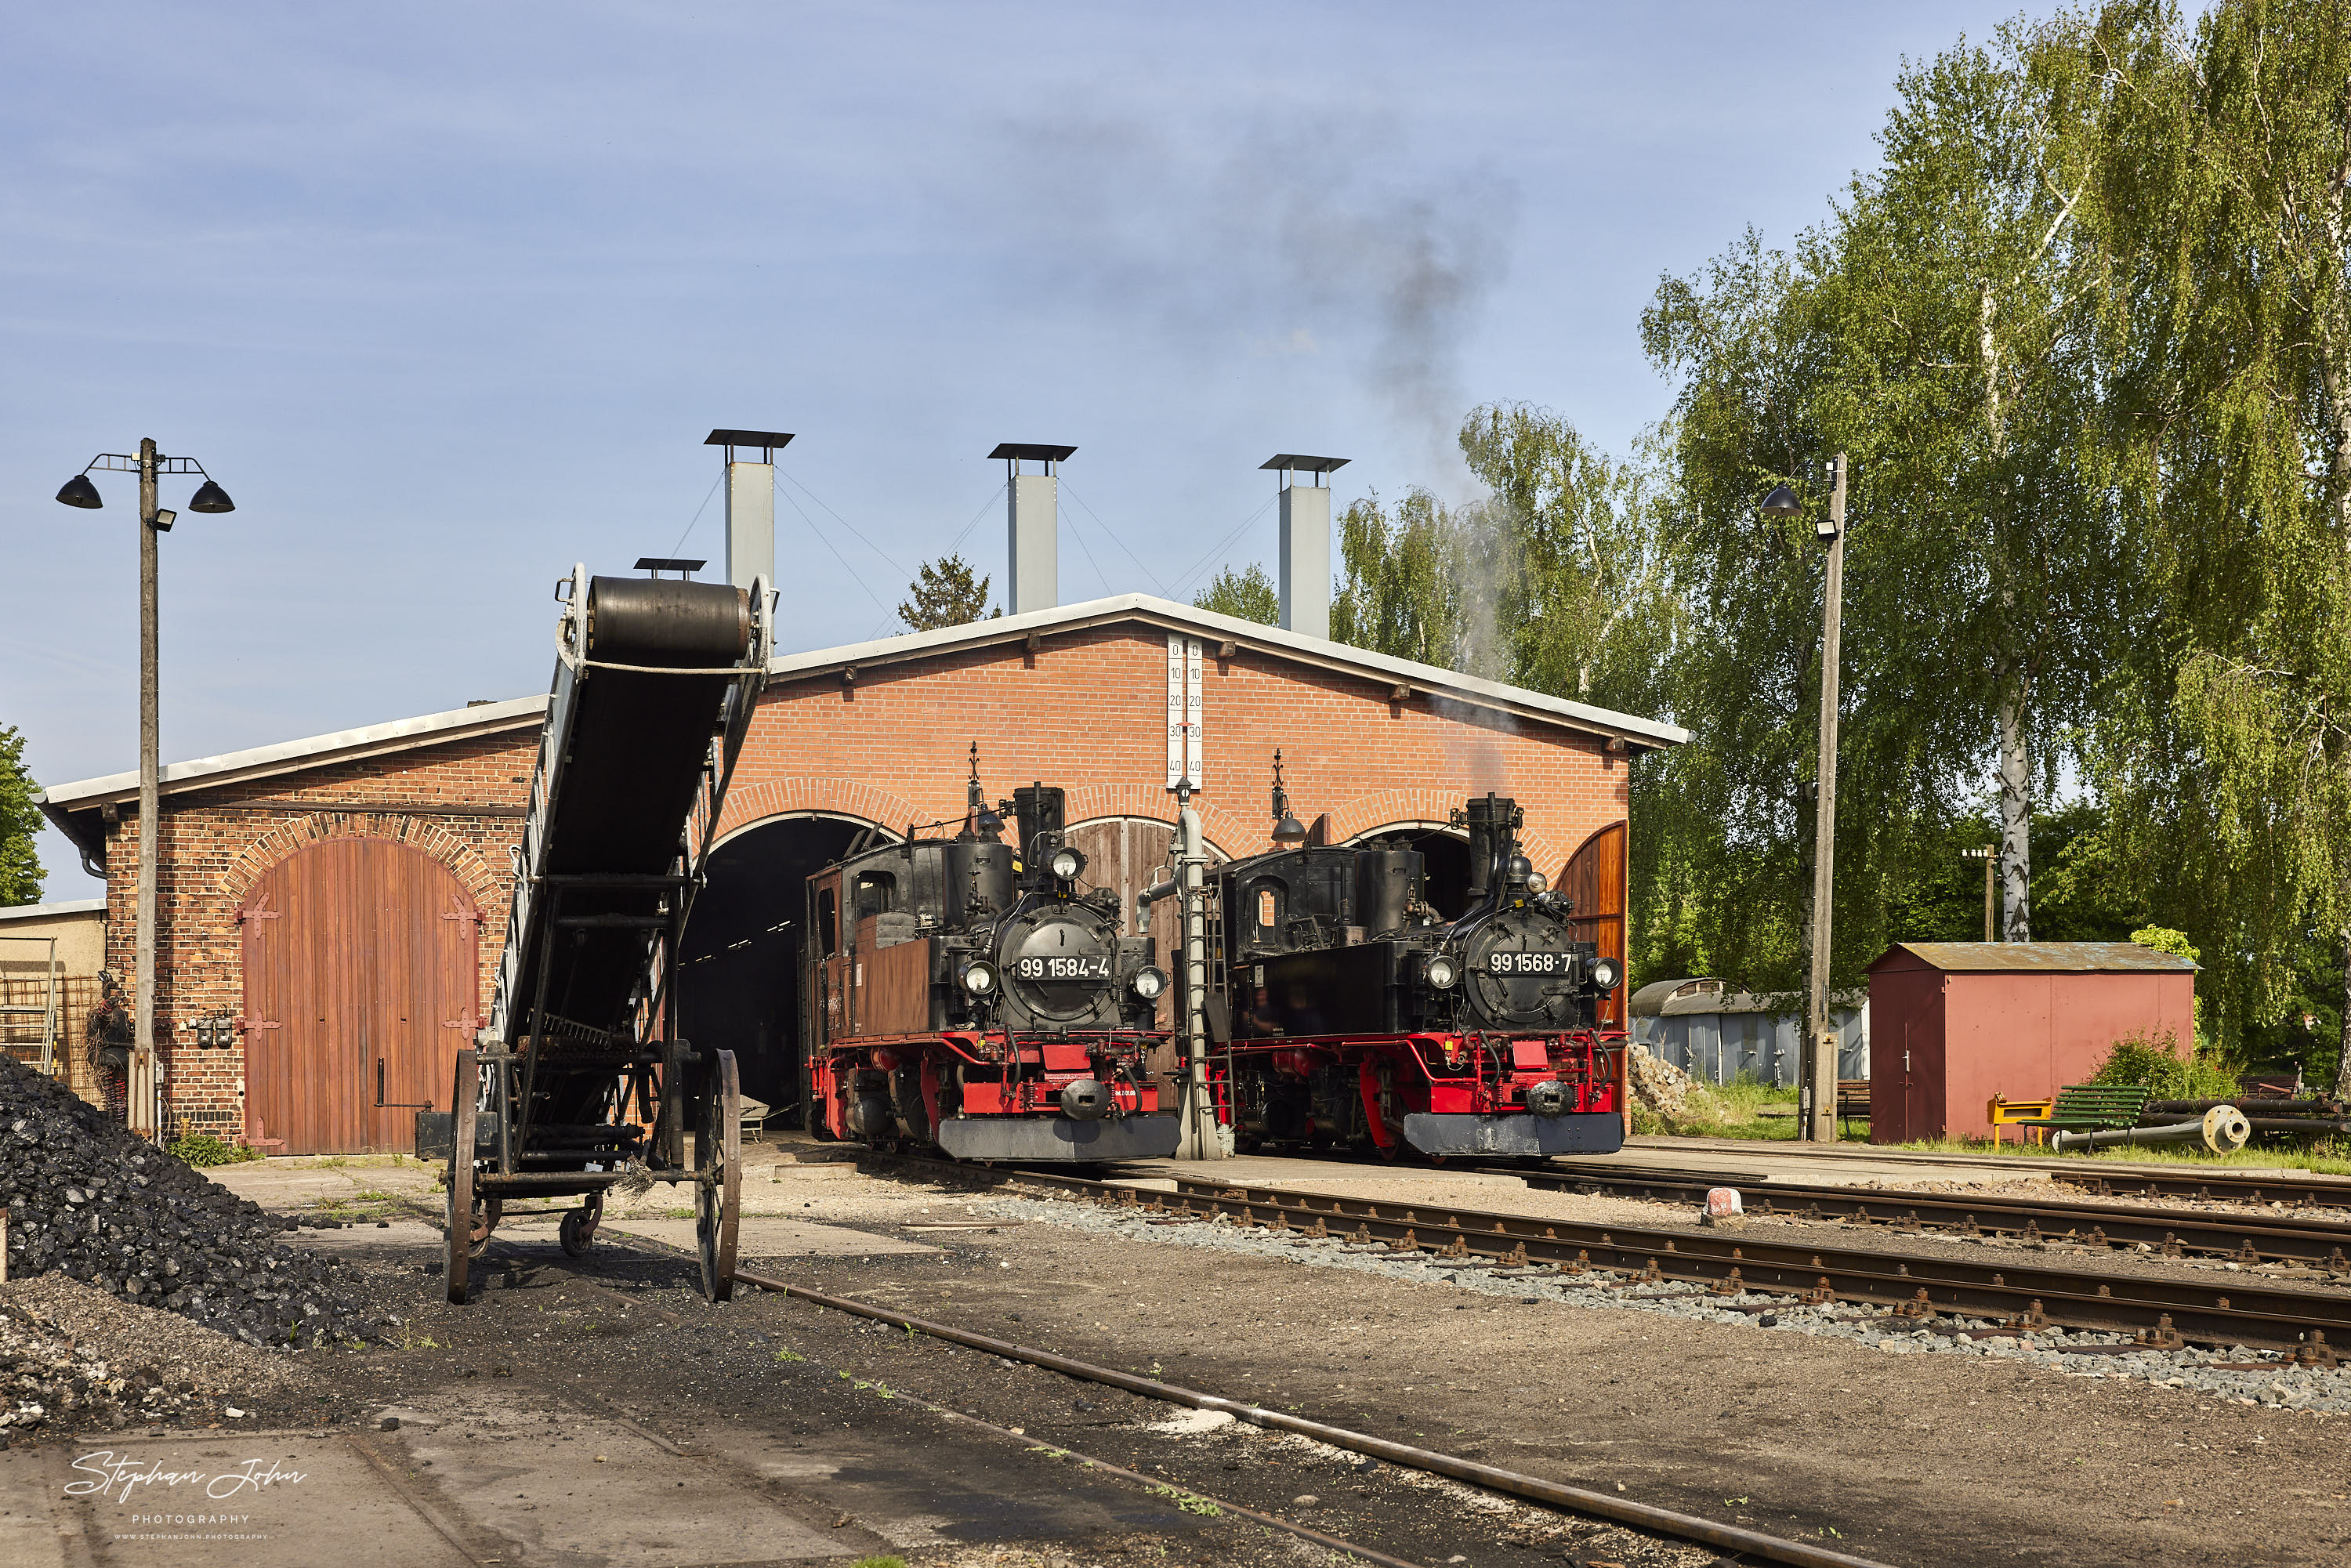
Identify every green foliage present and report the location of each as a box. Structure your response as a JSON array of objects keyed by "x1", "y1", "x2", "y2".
[
  {"x1": 897, "y1": 555, "x2": 998, "y2": 632},
  {"x1": 0, "y1": 725, "x2": 45, "y2": 906},
  {"x1": 168, "y1": 1132, "x2": 260, "y2": 1168},
  {"x1": 1192, "y1": 562, "x2": 1277, "y2": 625},
  {"x1": 2088, "y1": 1029, "x2": 2237, "y2": 1101},
  {"x1": 2128, "y1": 926, "x2": 2198, "y2": 962}
]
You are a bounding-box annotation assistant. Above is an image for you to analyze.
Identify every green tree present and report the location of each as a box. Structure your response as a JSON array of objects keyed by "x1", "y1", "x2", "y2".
[
  {"x1": 1330, "y1": 487, "x2": 1476, "y2": 671},
  {"x1": 1632, "y1": 20, "x2": 2121, "y2": 997},
  {"x1": 0, "y1": 725, "x2": 46, "y2": 906},
  {"x1": 1192, "y1": 563, "x2": 1277, "y2": 625},
  {"x1": 897, "y1": 555, "x2": 998, "y2": 632},
  {"x1": 2077, "y1": 0, "x2": 2351, "y2": 1079}
]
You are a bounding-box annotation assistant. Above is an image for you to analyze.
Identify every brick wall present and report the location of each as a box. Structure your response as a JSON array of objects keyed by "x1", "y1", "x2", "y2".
[{"x1": 101, "y1": 618, "x2": 1632, "y2": 1146}]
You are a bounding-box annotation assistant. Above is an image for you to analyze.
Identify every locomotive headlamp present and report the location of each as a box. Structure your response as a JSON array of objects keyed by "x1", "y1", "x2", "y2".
[
  {"x1": 1049, "y1": 846, "x2": 1085, "y2": 881},
  {"x1": 960, "y1": 958, "x2": 1001, "y2": 995},
  {"x1": 1131, "y1": 965, "x2": 1168, "y2": 1001},
  {"x1": 1587, "y1": 956, "x2": 1622, "y2": 991},
  {"x1": 1424, "y1": 954, "x2": 1460, "y2": 990},
  {"x1": 1523, "y1": 870, "x2": 1549, "y2": 895}
]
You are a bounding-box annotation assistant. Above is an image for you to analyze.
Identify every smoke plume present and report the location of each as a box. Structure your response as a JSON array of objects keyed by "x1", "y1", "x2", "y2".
[{"x1": 975, "y1": 109, "x2": 1517, "y2": 471}]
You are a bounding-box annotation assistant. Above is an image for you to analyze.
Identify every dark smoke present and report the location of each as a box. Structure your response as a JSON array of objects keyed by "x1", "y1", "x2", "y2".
[{"x1": 976, "y1": 109, "x2": 1517, "y2": 469}]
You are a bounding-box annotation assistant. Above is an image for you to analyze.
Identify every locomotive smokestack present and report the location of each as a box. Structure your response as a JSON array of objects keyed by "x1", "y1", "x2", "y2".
[
  {"x1": 706, "y1": 429, "x2": 792, "y2": 596},
  {"x1": 1262, "y1": 454, "x2": 1348, "y2": 639},
  {"x1": 1460, "y1": 792, "x2": 1520, "y2": 903},
  {"x1": 992, "y1": 444, "x2": 1076, "y2": 614}
]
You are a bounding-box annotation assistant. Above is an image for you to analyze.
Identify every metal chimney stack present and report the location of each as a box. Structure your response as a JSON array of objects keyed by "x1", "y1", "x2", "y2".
[
  {"x1": 991, "y1": 444, "x2": 1074, "y2": 614},
  {"x1": 706, "y1": 429, "x2": 792, "y2": 596},
  {"x1": 1262, "y1": 454, "x2": 1348, "y2": 639}
]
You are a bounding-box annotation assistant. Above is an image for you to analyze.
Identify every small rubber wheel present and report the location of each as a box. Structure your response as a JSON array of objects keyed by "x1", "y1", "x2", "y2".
[{"x1": 560, "y1": 1207, "x2": 593, "y2": 1258}]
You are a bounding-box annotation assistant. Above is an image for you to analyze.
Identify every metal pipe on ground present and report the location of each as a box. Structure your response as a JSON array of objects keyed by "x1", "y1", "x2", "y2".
[
  {"x1": 2056, "y1": 1105, "x2": 2250, "y2": 1156},
  {"x1": 2148, "y1": 1099, "x2": 2342, "y2": 1117},
  {"x1": 734, "y1": 1267, "x2": 1897, "y2": 1568}
]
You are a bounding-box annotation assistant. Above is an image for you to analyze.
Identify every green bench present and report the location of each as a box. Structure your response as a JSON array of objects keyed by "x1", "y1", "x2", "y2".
[{"x1": 2009, "y1": 1083, "x2": 2154, "y2": 1137}]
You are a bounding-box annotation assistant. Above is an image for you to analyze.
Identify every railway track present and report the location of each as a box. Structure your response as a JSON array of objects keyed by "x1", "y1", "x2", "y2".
[
  {"x1": 1623, "y1": 1141, "x2": 2351, "y2": 1209},
  {"x1": 734, "y1": 1262, "x2": 1900, "y2": 1568},
  {"x1": 874, "y1": 1155, "x2": 2351, "y2": 1357},
  {"x1": 1500, "y1": 1162, "x2": 2351, "y2": 1271}
]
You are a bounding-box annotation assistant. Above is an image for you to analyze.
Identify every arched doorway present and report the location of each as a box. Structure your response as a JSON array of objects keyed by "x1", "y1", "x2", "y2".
[
  {"x1": 1346, "y1": 822, "x2": 1473, "y2": 918},
  {"x1": 676, "y1": 813, "x2": 892, "y2": 1121},
  {"x1": 240, "y1": 838, "x2": 479, "y2": 1155}
]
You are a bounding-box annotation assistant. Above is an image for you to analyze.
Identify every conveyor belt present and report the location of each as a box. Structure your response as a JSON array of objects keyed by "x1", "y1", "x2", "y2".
[{"x1": 489, "y1": 567, "x2": 769, "y2": 1049}]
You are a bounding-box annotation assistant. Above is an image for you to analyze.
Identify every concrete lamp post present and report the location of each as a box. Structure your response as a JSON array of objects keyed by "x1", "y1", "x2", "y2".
[
  {"x1": 55, "y1": 439, "x2": 235, "y2": 1142},
  {"x1": 1762, "y1": 454, "x2": 1848, "y2": 1143}
]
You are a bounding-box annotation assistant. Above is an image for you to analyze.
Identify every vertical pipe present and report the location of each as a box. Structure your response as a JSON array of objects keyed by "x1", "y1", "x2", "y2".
[
  {"x1": 132, "y1": 437, "x2": 160, "y2": 1141},
  {"x1": 1172, "y1": 784, "x2": 1225, "y2": 1160},
  {"x1": 1805, "y1": 453, "x2": 1846, "y2": 1144}
]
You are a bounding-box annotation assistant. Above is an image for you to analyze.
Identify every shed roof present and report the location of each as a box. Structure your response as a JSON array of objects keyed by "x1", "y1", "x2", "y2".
[
  {"x1": 1868, "y1": 941, "x2": 2197, "y2": 974},
  {"x1": 0, "y1": 899, "x2": 104, "y2": 924},
  {"x1": 37, "y1": 591, "x2": 1688, "y2": 867}
]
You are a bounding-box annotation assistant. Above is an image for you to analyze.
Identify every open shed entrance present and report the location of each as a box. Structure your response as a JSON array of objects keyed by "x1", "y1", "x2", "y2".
[{"x1": 676, "y1": 813, "x2": 879, "y2": 1123}]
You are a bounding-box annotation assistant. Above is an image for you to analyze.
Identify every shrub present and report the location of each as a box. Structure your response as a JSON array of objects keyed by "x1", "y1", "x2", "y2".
[
  {"x1": 167, "y1": 1132, "x2": 261, "y2": 1168},
  {"x1": 2088, "y1": 1029, "x2": 2236, "y2": 1100}
]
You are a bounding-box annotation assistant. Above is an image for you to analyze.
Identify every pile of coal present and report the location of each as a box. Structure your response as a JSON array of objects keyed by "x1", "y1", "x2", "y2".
[{"x1": 0, "y1": 1056, "x2": 382, "y2": 1349}]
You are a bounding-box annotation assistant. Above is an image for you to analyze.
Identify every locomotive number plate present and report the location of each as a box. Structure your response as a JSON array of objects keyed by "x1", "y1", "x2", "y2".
[
  {"x1": 1012, "y1": 956, "x2": 1110, "y2": 980},
  {"x1": 1486, "y1": 951, "x2": 1572, "y2": 976}
]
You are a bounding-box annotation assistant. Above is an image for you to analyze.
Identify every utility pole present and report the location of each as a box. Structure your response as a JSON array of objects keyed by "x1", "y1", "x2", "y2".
[
  {"x1": 1803, "y1": 454, "x2": 1847, "y2": 1143},
  {"x1": 133, "y1": 438, "x2": 161, "y2": 1141},
  {"x1": 54, "y1": 440, "x2": 234, "y2": 1143}
]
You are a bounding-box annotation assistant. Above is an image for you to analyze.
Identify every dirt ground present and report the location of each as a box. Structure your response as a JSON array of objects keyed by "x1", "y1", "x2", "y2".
[{"x1": 165, "y1": 1153, "x2": 2351, "y2": 1567}]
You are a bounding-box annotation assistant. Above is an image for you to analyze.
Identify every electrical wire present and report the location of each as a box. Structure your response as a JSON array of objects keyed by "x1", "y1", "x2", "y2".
[
  {"x1": 773, "y1": 476, "x2": 893, "y2": 617},
  {"x1": 777, "y1": 469, "x2": 908, "y2": 578},
  {"x1": 864, "y1": 481, "x2": 1012, "y2": 641},
  {"x1": 1170, "y1": 494, "x2": 1279, "y2": 596},
  {"x1": 666, "y1": 473, "x2": 726, "y2": 558},
  {"x1": 1057, "y1": 480, "x2": 1170, "y2": 596},
  {"x1": 1063, "y1": 502, "x2": 1115, "y2": 598}
]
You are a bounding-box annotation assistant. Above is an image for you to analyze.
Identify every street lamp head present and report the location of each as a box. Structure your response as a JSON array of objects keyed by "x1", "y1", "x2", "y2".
[
  {"x1": 1759, "y1": 483, "x2": 1804, "y2": 520},
  {"x1": 55, "y1": 473, "x2": 103, "y2": 509},
  {"x1": 187, "y1": 479, "x2": 235, "y2": 514}
]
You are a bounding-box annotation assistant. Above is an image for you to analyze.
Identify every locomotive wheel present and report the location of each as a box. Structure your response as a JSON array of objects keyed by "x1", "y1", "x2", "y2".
[
  {"x1": 697, "y1": 1050, "x2": 742, "y2": 1302},
  {"x1": 560, "y1": 1194, "x2": 603, "y2": 1258},
  {"x1": 444, "y1": 1051, "x2": 478, "y2": 1304}
]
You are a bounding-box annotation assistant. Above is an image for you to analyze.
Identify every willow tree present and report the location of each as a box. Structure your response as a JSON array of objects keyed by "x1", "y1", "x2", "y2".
[
  {"x1": 2080, "y1": 0, "x2": 2351, "y2": 1072},
  {"x1": 1639, "y1": 20, "x2": 2122, "y2": 993}
]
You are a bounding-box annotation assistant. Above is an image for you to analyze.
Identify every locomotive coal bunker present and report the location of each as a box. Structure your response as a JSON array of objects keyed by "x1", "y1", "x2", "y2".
[
  {"x1": 1206, "y1": 791, "x2": 1626, "y2": 1159},
  {"x1": 802, "y1": 777, "x2": 1178, "y2": 1162}
]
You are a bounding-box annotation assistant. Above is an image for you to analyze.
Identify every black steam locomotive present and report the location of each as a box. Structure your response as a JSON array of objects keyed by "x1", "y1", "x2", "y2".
[
  {"x1": 803, "y1": 768, "x2": 1178, "y2": 1162},
  {"x1": 1204, "y1": 791, "x2": 1625, "y2": 1158}
]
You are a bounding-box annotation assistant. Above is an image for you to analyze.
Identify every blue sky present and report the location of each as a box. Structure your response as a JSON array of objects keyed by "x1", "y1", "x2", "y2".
[{"x1": 2, "y1": 1, "x2": 2030, "y2": 893}]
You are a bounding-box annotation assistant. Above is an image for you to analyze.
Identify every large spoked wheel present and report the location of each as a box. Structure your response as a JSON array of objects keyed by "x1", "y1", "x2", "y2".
[
  {"x1": 445, "y1": 1051, "x2": 479, "y2": 1304},
  {"x1": 697, "y1": 1049, "x2": 742, "y2": 1302}
]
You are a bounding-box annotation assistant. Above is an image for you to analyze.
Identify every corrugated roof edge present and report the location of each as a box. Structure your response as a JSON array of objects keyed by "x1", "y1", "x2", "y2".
[
  {"x1": 1871, "y1": 941, "x2": 2197, "y2": 973},
  {"x1": 0, "y1": 899, "x2": 105, "y2": 922}
]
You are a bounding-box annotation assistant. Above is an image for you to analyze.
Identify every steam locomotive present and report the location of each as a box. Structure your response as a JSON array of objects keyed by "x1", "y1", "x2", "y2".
[
  {"x1": 802, "y1": 765, "x2": 1179, "y2": 1162},
  {"x1": 1203, "y1": 789, "x2": 1625, "y2": 1159}
]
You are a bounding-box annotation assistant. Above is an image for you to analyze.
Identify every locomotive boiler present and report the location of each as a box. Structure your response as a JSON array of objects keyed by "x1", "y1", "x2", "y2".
[
  {"x1": 803, "y1": 766, "x2": 1178, "y2": 1162},
  {"x1": 1204, "y1": 788, "x2": 1625, "y2": 1159}
]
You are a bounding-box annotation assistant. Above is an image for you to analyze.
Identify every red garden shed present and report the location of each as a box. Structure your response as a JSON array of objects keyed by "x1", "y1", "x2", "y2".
[{"x1": 1865, "y1": 942, "x2": 2197, "y2": 1143}]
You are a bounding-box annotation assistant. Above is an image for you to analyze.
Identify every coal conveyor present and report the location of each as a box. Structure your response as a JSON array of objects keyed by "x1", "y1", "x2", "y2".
[{"x1": 418, "y1": 565, "x2": 770, "y2": 1303}]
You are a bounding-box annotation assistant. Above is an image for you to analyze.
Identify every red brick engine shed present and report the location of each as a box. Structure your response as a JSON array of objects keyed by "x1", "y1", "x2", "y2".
[{"x1": 39, "y1": 592, "x2": 1684, "y2": 1153}]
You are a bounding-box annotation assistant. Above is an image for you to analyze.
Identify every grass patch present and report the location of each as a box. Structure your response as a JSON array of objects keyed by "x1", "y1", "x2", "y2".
[
  {"x1": 851, "y1": 1558, "x2": 907, "y2": 1568},
  {"x1": 1884, "y1": 1135, "x2": 2351, "y2": 1175},
  {"x1": 1633, "y1": 1073, "x2": 1840, "y2": 1141}
]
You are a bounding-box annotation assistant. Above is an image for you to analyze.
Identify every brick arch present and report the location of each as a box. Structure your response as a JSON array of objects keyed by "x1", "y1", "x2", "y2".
[
  {"x1": 713, "y1": 777, "x2": 927, "y2": 842},
  {"x1": 1328, "y1": 790, "x2": 1560, "y2": 873},
  {"x1": 1063, "y1": 784, "x2": 1249, "y2": 860},
  {"x1": 223, "y1": 813, "x2": 502, "y2": 914}
]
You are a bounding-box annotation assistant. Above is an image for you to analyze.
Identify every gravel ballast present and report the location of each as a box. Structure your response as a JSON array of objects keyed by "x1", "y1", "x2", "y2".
[{"x1": 0, "y1": 1056, "x2": 383, "y2": 1349}]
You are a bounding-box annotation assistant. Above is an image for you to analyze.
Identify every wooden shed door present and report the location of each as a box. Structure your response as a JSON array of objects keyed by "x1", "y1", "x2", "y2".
[
  {"x1": 1559, "y1": 821, "x2": 1628, "y2": 1030},
  {"x1": 241, "y1": 839, "x2": 478, "y2": 1154}
]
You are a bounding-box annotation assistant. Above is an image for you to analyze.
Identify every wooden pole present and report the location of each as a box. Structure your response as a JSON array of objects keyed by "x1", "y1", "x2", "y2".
[
  {"x1": 132, "y1": 437, "x2": 159, "y2": 1141},
  {"x1": 1805, "y1": 454, "x2": 1846, "y2": 1143}
]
